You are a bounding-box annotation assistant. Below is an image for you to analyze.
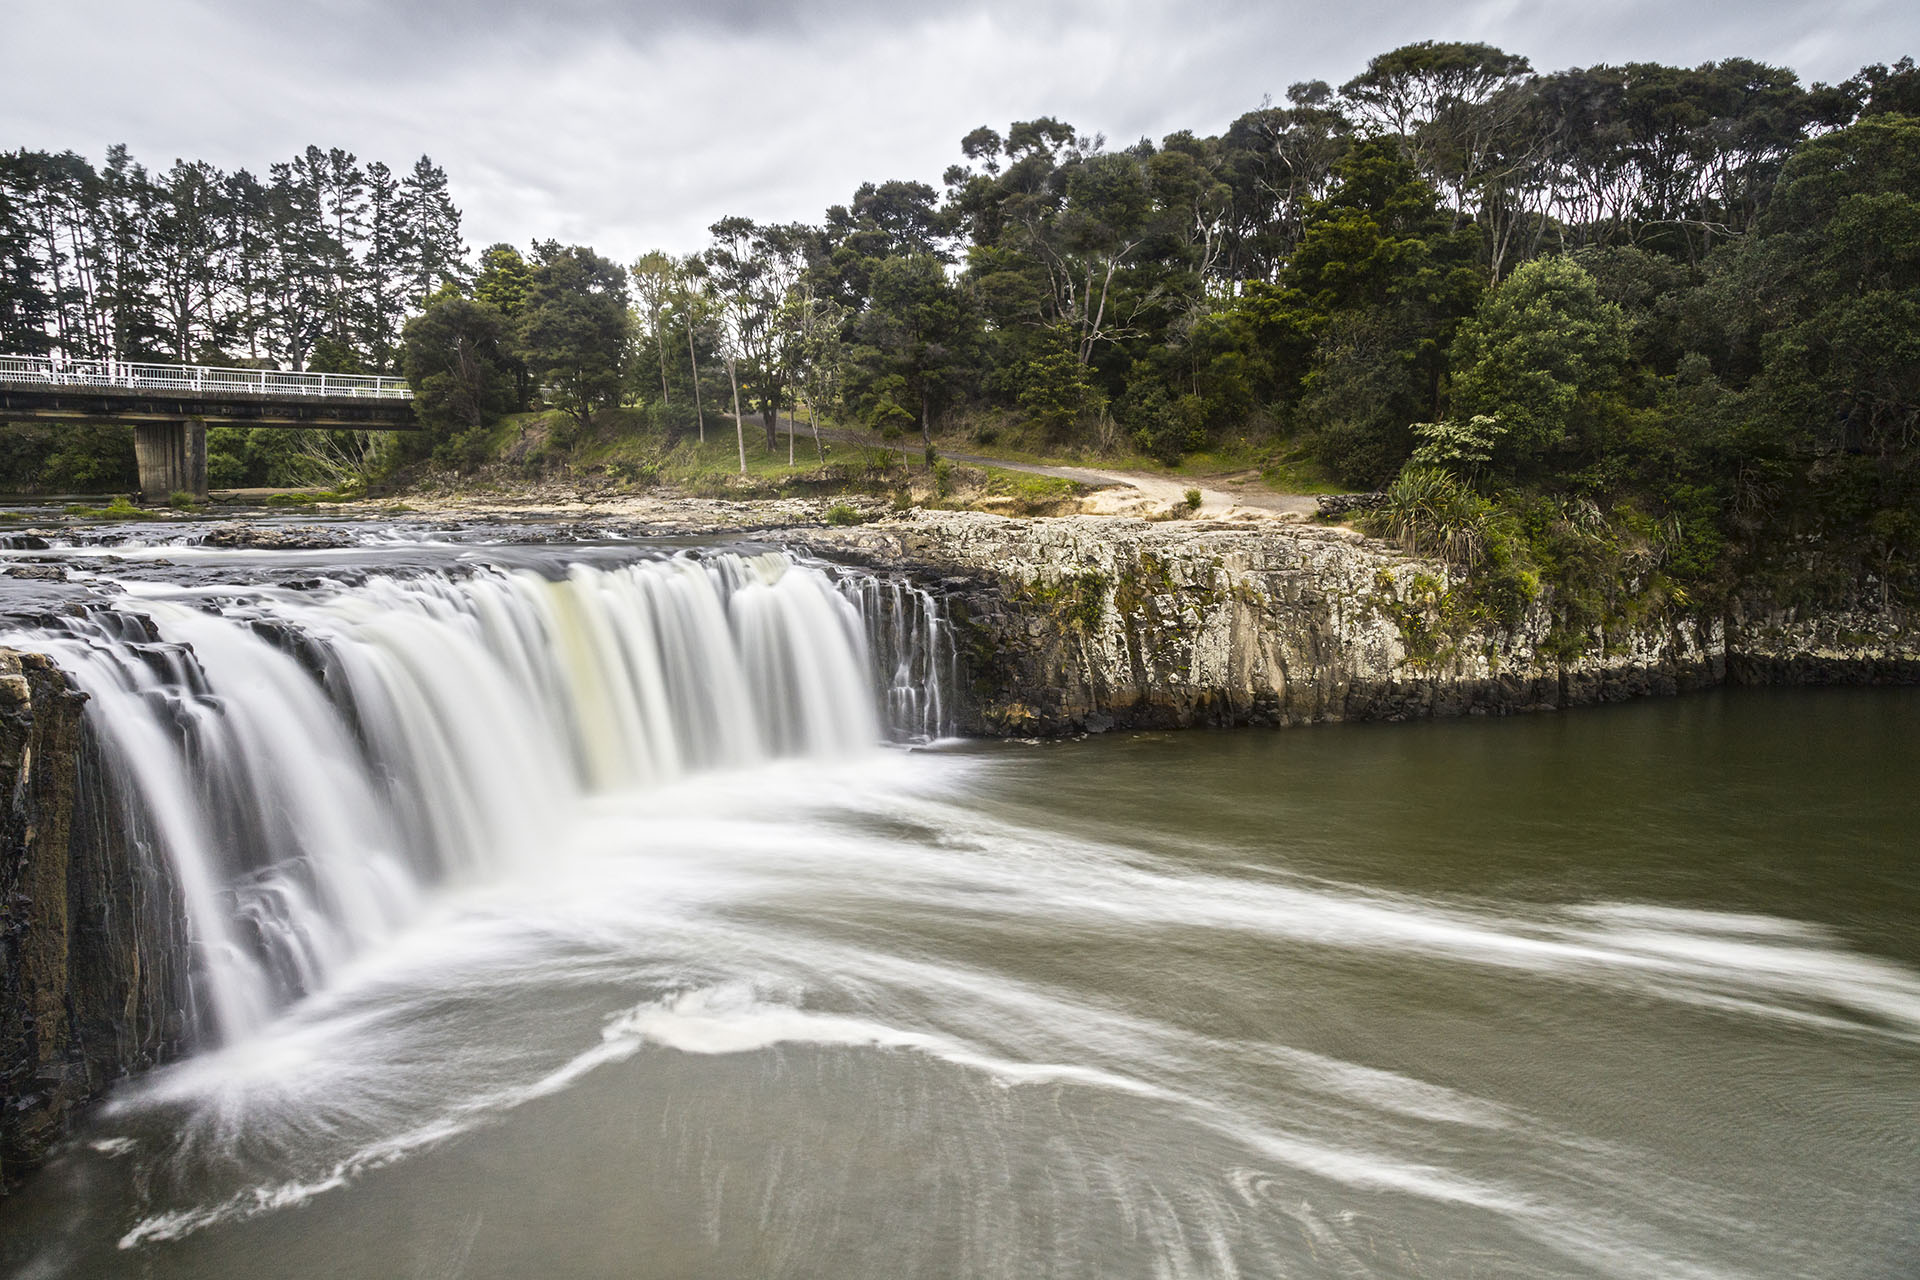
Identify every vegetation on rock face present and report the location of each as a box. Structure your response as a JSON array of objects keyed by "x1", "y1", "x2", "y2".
[{"x1": 3, "y1": 49, "x2": 1917, "y2": 615}]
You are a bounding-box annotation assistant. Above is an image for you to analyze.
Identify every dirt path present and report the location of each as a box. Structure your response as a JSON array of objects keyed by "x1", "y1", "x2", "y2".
[{"x1": 766, "y1": 416, "x2": 1321, "y2": 518}]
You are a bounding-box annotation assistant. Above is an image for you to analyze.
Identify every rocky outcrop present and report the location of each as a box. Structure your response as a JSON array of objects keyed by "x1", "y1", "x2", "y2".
[
  {"x1": 196, "y1": 522, "x2": 356, "y2": 550},
  {"x1": 798, "y1": 509, "x2": 1918, "y2": 735},
  {"x1": 0, "y1": 651, "x2": 188, "y2": 1189}
]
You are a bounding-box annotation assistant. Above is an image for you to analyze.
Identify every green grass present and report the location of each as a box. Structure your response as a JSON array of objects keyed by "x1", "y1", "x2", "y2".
[
  {"x1": 1257, "y1": 454, "x2": 1348, "y2": 496},
  {"x1": 549, "y1": 411, "x2": 908, "y2": 502},
  {"x1": 63, "y1": 495, "x2": 159, "y2": 520},
  {"x1": 262, "y1": 487, "x2": 357, "y2": 506},
  {"x1": 977, "y1": 466, "x2": 1080, "y2": 505}
]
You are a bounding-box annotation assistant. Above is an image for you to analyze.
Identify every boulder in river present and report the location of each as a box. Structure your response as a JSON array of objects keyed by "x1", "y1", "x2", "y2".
[{"x1": 196, "y1": 523, "x2": 355, "y2": 551}]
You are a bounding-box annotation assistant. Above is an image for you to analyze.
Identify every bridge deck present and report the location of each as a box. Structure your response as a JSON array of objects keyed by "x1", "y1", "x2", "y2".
[
  {"x1": 0, "y1": 356, "x2": 411, "y2": 401},
  {"x1": 0, "y1": 355, "x2": 418, "y2": 430}
]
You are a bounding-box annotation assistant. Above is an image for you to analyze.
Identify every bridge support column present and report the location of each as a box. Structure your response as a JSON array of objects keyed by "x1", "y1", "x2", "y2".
[{"x1": 133, "y1": 419, "x2": 207, "y2": 502}]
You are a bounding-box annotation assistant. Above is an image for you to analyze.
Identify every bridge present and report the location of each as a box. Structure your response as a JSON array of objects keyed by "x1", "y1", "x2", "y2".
[{"x1": 0, "y1": 355, "x2": 419, "y2": 500}]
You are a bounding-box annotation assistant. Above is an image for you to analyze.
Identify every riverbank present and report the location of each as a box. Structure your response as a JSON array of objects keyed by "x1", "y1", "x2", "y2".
[{"x1": 788, "y1": 507, "x2": 1919, "y2": 734}]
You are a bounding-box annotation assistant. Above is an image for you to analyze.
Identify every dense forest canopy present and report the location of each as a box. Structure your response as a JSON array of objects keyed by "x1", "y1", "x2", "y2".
[{"x1": 3, "y1": 43, "x2": 1917, "y2": 616}]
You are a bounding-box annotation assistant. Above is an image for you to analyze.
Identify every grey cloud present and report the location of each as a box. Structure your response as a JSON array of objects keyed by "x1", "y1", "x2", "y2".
[{"x1": 5, "y1": 0, "x2": 1915, "y2": 264}]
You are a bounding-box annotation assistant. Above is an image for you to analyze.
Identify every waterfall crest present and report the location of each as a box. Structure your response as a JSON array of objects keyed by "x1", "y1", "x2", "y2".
[{"x1": 5, "y1": 550, "x2": 951, "y2": 1045}]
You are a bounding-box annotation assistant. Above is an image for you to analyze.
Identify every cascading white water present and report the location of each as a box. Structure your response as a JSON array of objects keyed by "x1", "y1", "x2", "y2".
[{"x1": 4, "y1": 550, "x2": 952, "y2": 1047}]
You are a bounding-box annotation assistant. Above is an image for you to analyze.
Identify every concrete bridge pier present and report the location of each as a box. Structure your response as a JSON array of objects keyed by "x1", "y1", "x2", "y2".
[{"x1": 133, "y1": 419, "x2": 207, "y2": 502}]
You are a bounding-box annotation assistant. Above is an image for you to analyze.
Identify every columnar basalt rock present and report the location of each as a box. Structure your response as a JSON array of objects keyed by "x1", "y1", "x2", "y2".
[
  {"x1": 0, "y1": 650, "x2": 188, "y2": 1189},
  {"x1": 796, "y1": 510, "x2": 1917, "y2": 735}
]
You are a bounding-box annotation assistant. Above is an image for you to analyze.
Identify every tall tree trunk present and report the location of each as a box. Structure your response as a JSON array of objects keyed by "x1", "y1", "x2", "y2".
[
  {"x1": 920, "y1": 384, "x2": 932, "y2": 450},
  {"x1": 687, "y1": 318, "x2": 705, "y2": 443},
  {"x1": 761, "y1": 401, "x2": 777, "y2": 454},
  {"x1": 654, "y1": 306, "x2": 671, "y2": 405},
  {"x1": 726, "y1": 355, "x2": 746, "y2": 474}
]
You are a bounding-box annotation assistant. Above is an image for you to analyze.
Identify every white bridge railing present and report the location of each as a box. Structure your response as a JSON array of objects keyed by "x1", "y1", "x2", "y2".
[{"x1": 0, "y1": 355, "x2": 413, "y2": 400}]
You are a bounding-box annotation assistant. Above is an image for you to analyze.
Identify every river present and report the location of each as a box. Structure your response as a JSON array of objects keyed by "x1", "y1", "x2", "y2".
[{"x1": 1, "y1": 523, "x2": 1915, "y2": 1279}]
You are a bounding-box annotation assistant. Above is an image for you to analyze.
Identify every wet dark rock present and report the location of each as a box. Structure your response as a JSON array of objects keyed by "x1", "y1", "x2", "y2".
[
  {"x1": 196, "y1": 523, "x2": 354, "y2": 551},
  {"x1": 1314, "y1": 492, "x2": 1387, "y2": 520},
  {"x1": 0, "y1": 651, "x2": 191, "y2": 1188}
]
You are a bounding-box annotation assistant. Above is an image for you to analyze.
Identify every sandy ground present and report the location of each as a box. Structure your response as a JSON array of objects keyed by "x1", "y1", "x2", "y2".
[{"x1": 783, "y1": 418, "x2": 1323, "y2": 520}]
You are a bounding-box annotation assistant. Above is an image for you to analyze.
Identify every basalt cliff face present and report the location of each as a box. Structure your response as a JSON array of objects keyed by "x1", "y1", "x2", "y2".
[
  {"x1": 0, "y1": 651, "x2": 188, "y2": 1189},
  {"x1": 798, "y1": 510, "x2": 1919, "y2": 735}
]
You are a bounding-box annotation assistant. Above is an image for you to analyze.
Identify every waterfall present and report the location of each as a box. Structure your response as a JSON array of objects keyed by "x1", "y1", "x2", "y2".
[{"x1": 4, "y1": 550, "x2": 953, "y2": 1047}]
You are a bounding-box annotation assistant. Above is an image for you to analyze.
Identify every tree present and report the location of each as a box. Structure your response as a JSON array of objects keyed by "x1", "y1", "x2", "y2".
[
  {"x1": 1218, "y1": 84, "x2": 1352, "y2": 283},
  {"x1": 473, "y1": 242, "x2": 533, "y2": 407},
  {"x1": 398, "y1": 155, "x2": 467, "y2": 303},
  {"x1": 852, "y1": 253, "x2": 977, "y2": 445},
  {"x1": 96, "y1": 144, "x2": 160, "y2": 360},
  {"x1": 701, "y1": 219, "x2": 811, "y2": 457},
  {"x1": 150, "y1": 159, "x2": 227, "y2": 360},
  {"x1": 703, "y1": 220, "x2": 759, "y2": 472},
  {"x1": 516, "y1": 242, "x2": 630, "y2": 432},
  {"x1": 220, "y1": 168, "x2": 272, "y2": 360},
  {"x1": 314, "y1": 146, "x2": 367, "y2": 349},
  {"x1": 1745, "y1": 114, "x2": 1920, "y2": 460},
  {"x1": 1340, "y1": 41, "x2": 1537, "y2": 227},
  {"x1": 265, "y1": 153, "x2": 333, "y2": 368},
  {"x1": 0, "y1": 152, "x2": 53, "y2": 354},
  {"x1": 630, "y1": 249, "x2": 677, "y2": 405},
  {"x1": 1851, "y1": 57, "x2": 1920, "y2": 117},
  {"x1": 1016, "y1": 324, "x2": 1104, "y2": 440},
  {"x1": 790, "y1": 282, "x2": 848, "y2": 461},
  {"x1": 358, "y1": 160, "x2": 405, "y2": 370},
  {"x1": 1285, "y1": 138, "x2": 1485, "y2": 482},
  {"x1": 400, "y1": 290, "x2": 514, "y2": 468},
  {"x1": 1446, "y1": 255, "x2": 1629, "y2": 479},
  {"x1": 677, "y1": 254, "x2": 715, "y2": 444},
  {"x1": 473, "y1": 242, "x2": 532, "y2": 316}
]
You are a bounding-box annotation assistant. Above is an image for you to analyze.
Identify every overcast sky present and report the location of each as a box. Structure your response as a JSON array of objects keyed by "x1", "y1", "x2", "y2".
[{"x1": 4, "y1": 0, "x2": 1913, "y2": 265}]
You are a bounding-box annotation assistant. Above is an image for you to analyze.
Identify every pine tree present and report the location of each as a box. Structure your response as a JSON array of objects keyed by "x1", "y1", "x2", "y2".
[
  {"x1": 0, "y1": 151, "x2": 56, "y2": 355},
  {"x1": 221, "y1": 169, "x2": 273, "y2": 361},
  {"x1": 358, "y1": 160, "x2": 405, "y2": 371},
  {"x1": 399, "y1": 155, "x2": 468, "y2": 304},
  {"x1": 151, "y1": 159, "x2": 229, "y2": 360},
  {"x1": 318, "y1": 147, "x2": 367, "y2": 353},
  {"x1": 96, "y1": 144, "x2": 161, "y2": 359},
  {"x1": 266, "y1": 153, "x2": 333, "y2": 369}
]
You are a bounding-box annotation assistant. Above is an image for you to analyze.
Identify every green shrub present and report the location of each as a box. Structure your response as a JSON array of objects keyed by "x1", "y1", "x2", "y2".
[
  {"x1": 1123, "y1": 384, "x2": 1207, "y2": 464},
  {"x1": 825, "y1": 502, "x2": 862, "y2": 526},
  {"x1": 1183, "y1": 488, "x2": 1202, "y2": 511},
  {"x1": 1366, "y1": 468, "x2": 1499, "y2": 565}
]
